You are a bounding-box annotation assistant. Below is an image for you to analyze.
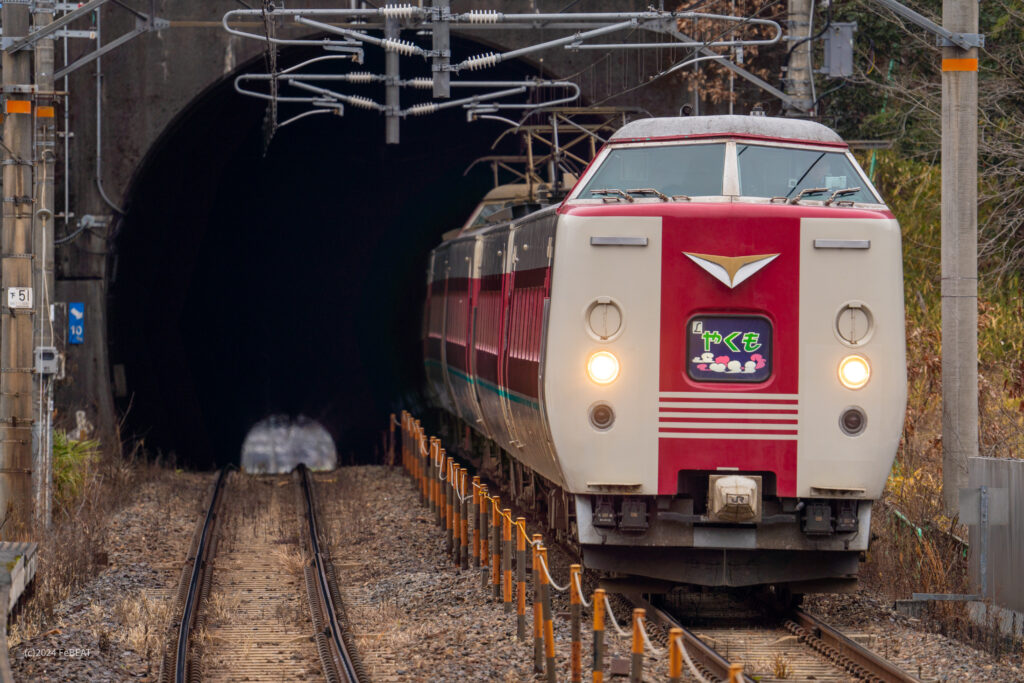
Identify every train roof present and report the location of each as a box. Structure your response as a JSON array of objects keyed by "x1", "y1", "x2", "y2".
[{"x1": 609, "y1": 115, "x2": 845, "y2": 145}]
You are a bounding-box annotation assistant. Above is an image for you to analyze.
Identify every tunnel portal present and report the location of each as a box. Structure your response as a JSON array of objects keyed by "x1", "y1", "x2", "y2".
[{"x1": 110, "y1": 39, "x2": 543, "y2": 468}]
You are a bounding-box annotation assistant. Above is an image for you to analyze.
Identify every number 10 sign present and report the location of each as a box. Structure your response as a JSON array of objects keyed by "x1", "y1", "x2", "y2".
[{"x1": 69, "y1": 303, "x2": 84, "y2": 345}]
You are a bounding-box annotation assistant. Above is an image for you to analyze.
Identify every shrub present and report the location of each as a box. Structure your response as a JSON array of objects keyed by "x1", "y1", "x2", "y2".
[{"x1": 52, "y1": 430, "x2": 100, "y2": 510}]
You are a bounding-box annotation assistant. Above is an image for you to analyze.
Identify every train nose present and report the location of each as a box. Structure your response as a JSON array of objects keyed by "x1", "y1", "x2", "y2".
[{"x1": 708, "y1": 475, "x2": 761, "y2": 523}]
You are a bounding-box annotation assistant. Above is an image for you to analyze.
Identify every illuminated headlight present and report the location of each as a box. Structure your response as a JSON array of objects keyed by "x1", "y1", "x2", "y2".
[
  {"x1": 838, "y1": 355, "x2": 870, "y2": 389},
  {"x1": 587, "y1": 351, "x2": 620, "y2": 385}
]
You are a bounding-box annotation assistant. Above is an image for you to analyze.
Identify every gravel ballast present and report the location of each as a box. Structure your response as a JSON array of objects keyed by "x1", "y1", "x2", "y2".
[
  {"x1": 9, "y1": 460, "x2": 1022, "y2": 681},
  {"x1": 8, "y1": 470, "x2": 212, "y2": 682}
]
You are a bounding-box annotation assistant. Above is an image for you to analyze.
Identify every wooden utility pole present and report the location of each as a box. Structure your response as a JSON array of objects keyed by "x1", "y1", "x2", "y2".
[
  {"x1": 0, "y1": 0, "x2": 37, "y2": 537},
  {"x1": 783, "y1": 0, "x2": 814, "y2": 115},
  {"x1": 33, "y1": 1, "x2": 58, "y2": 528},
  {"x1": 940, "y1": 0, "x2": 979, "y2": 515}
]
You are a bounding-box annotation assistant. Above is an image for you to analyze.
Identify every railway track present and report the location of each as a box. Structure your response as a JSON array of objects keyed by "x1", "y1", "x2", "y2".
[
  {"x1": 160, "y1": 468, "x2": 363, "y2": 683},
  {"x1": 635, "y1": 593, "x2": 921, "y2": 682}
]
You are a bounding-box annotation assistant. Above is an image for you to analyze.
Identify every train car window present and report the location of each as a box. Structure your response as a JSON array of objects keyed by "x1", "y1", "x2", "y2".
[
  {"x1": 736, "y1": 144, "x2": 877, "y2": 203},
  {"x1": 579, "y1": 143, "x2": 725, "y2": 199},
  {"x1": 469, "y1": 201, "x2": 516, "y2": 229}
]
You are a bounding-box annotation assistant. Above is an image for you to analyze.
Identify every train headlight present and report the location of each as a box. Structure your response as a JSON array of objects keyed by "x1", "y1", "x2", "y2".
[
  {"x1": 838, "y1": 355, "x2": 870, "y2": 390},
  {"x1": 587, "y1": 351, "x2": 620, "y2": 385}
]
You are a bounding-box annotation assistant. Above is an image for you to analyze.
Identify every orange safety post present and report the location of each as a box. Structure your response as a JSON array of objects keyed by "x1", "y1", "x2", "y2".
[
  {"x1": 515, "y1": 518, "x2": 527, "y2": 639},
  {"x1": 414, "y1": 419, "x2": 423, "y2": 483},
  {"x1": 502, "y1": 509, "x2": 513, "y2": 612},
  {"x1": 728, "y1": 663, "x2": 744, "y2": 682},
  {"x1": 434, "y1": 447, "x2": 443, "y2": 525},
  {"x1": 532, "y1": 533, "x2": 544, "y2": 673},
  {"x1": 410, "y1": 419, "x2": 418, "y2": 480},
  {"x1": 460, "y1": 469, "x2": 470, "y2": 569},
  {"x1": 388, "y1": 413, "x2": 395, "y2": 466},
  {"x1": 412, "y1": 425, "x2": 419, "y2": 491},
  {"x1": 405, "y1": 412, "x2": 412, "y2": 472},
  {"x1": 418, "y1": 425, "x2": 427, "y2": 493},
  {"x1": 420, "y1": 436, "x2": 432, "y2": 503},
  {"x1": 668, "y1": 627, "x2": 683, "y2": 683},
  {"x1": 629, "y1": 608, "x2": 644, "y2": 683},
  {"x1": 428, "y1": 439, "x2": 438, "y2": 516},
  {"x1": 490, "y1": 496, "x2": 502, "y2": 598},
  {"x1": 471, "y1": 477, "x2": 482, "y2": 568},
  {"x1": 445, "y1": 457, "x2": 455, "y2": 554},
  {"x1": 570, "y1": 564, "x2": 582, "y2": 682},
  {"x1": 479, "y1": 487, "x2": 490, "y2": 590},
  {"x1": 414, "y1": 433, "x2": 423, "y2": 502},
  {"x1": 592, "y1": 588, "x2": 606, "y2": 683},
  {"x1": 400, "y1": 412, "x2": 408, "y2": 470},
  {"x1": 452, "y1": 466, "x2": 463, "y2": 565},
  {"x1": 446, "y1": 458, "x2": 454, "y2": 561},
  {"x1": 539, "y1": 546, "x2": 556, "y2": 683},
  {"x1": 456, "y1": 471, "x2": 468, "y2": 565}
]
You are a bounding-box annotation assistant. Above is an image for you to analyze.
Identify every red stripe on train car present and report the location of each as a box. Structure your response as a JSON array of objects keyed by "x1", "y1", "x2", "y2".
[
  {"x1": 659, "y1": 418, "x2": 799, "y2": 425},
  {"x1": 660, "y1": 397, "x2": 799, "y2": 404},
  {"x1": 657, "y1": 438, "x2": 798, "y2": 497},
  {"x1": 659, "y1": 407, "x2": 799, "y2": 414}
]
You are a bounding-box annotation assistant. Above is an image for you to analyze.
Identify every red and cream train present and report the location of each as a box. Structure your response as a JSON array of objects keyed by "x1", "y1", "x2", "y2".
[{"x1": 423, "y1": 115, "x2": 906, "y2": 592}]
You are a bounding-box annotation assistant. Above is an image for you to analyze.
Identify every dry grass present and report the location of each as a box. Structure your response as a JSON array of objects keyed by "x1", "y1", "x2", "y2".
[
  {"x1": 204, "y1": 592, "x2": 242, "y2": 626},
  {"x1": 272, "y1": 546, "x2": 308, "y2": 577},
  {"x1": 8, "y1": 442, "x2": 168, "y2": 646},
  {"x1": 770, "y1": 652, "x2": 792, "y2": 679},
  {"x1": 113, "y1": 593, "x2": 171, "y2": 664},
  {"x1": 858, "y1": 154, "x2": 1024, "y2": 653},
  {"x1": 863, "y1": 324, "x2": 1024, "y2": 650}
]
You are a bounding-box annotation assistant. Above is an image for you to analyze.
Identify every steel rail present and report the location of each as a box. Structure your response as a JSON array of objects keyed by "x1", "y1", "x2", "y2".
[
  {"x1": 298, "y1": 465, "x2": 361, "y2": 683},
  {"x1": 171, "y1": 468, "x2": 228, "y2": 683},
  {"x1": 789, "y1": 608, "x2": 922, "y2": 682},
  {"x1": 633, "y1": 595, "x2": 756, "y2": 683}
]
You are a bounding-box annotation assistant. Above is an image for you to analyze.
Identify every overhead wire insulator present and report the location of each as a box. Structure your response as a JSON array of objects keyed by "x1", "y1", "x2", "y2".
[
  {"x1": 408, "y1": 78, "x2": 434, "y2": 89},
  {"x1": 380, "y1": 4, "x2": 418, "y2": 19},
  {"x1": 382, "y1": 38, "x2": 420, "y2": 56},
  {"x1": 461, "y1": 52, "x2": 500, "y2": 71},
  {"x1": 345, "y1": 72, "x2": 376, "y2": 84},
  {"x1": 406, "y1": 103, "x2": 439, "y2": 116},
  {"x1": 464, "y1": 10, "x2": 501, "y2": 23},
  {"x1": 344, "y1": 95, "x2": 380, "y2": 110}
]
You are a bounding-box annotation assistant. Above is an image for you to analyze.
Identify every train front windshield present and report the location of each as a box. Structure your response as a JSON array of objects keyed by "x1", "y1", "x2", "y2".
[
  {"x1": 580, "y1": 143, "x2": 726, "y2": 198},
  {"x1": 736, "y1": 144, "x2": 877, "y2": 202}
]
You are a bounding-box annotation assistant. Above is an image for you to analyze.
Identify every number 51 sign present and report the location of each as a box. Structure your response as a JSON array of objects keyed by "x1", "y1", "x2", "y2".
[{"x1": 7, "y1": 287, "x2": 32, "y2": 309}]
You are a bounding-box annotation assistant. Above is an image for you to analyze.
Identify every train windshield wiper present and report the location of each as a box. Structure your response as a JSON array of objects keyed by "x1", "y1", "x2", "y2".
[
  {"x1": 590, "y1": 188, "x2": 635, "y2": 202},
  {"x1": 824, "y1": 187, "x2": 862, "y2": 206},
  {"x1": 788, "y1": 187, "x2": 829, "y2": 204},
  {"x1": 626, "y1": 188, "x2": 670, "y2": 202}
]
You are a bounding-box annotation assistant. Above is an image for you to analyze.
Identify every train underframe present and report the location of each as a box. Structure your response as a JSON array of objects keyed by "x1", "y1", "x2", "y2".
[{"x1": 439, "y1": 412, "x2": 868, "y2": 595}]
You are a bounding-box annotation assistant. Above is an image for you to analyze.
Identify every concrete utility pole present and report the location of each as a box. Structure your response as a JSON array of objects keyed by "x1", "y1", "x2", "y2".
[
  {"x1": 0, "y1": 0, "x2": 37, "y2": 537},
  {"x1": 33, "y1": 1, "x2": 58, "y2": 528},
  {"x1": 431, "y1": 0, "x2": 451, "y2": 99},
  {"x1": 940, "y1": 0, "x2": 979, "y2": 515},
  {"x1": 784, "y1": 0, "x2": 814, "y2": 115},
  {"x1": 385, "y1": 16, "x2": 400, "y2": 144}
]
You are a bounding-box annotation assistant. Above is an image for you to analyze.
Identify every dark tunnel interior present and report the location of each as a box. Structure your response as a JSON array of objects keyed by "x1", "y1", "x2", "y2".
[{"x1": 110, "y1": 37, "x2": 546, "y2": 468}]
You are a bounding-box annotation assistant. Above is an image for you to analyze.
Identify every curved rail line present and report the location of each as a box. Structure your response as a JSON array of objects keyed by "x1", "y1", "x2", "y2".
[
  {"x1": 164, "y1": 468, "x2": 228, "y2": 683},
  {"x1": 633, "y1": 595, "x2": 756, "y2": 683},
  {"x1": 163, "y1": 468, "x2": 362, "y2": 683},
  {"x1": 298, "y1": 464, "x2": 363, "y2": 683},
  {"x1": 788, "y1": 607, "x2": 921, "y2": 682},
  {"x1": 638, "y1": 592, "x2": 920, "y2": 682}
]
